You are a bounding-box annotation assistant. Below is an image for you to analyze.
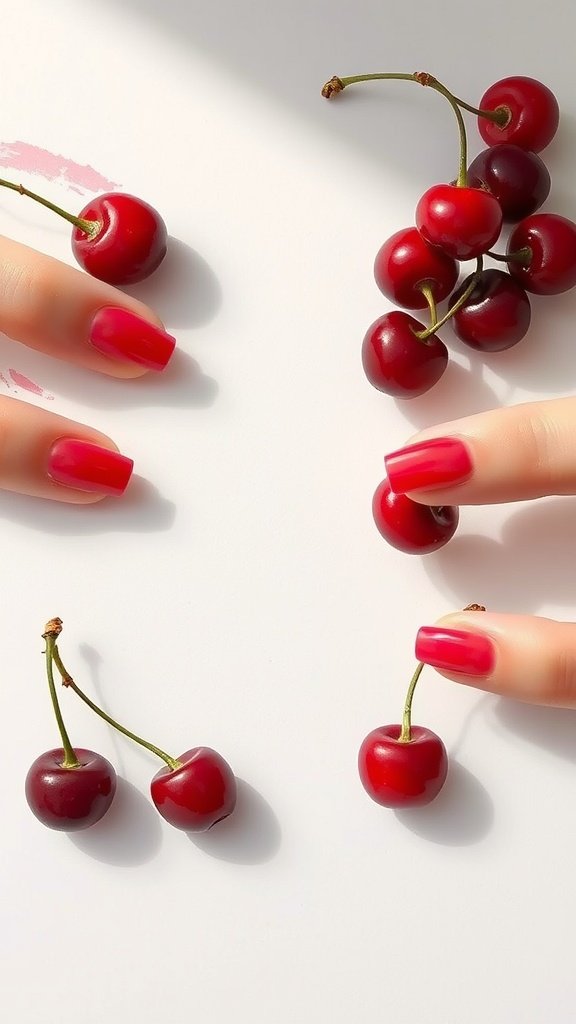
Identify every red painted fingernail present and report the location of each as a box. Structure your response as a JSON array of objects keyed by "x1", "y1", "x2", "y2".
[
  {"x1": 89, "y1": 307, "x2": 176, "y2": 371},
  {"x1": 47, "y1": 439, "x2": 134, "y2": 496},
  {"x1": 385, "y1": 437, "x2": 473, "y2": 493},
  {"x1": 415, "y1": 626, "x2": 495, "y2": 676}
]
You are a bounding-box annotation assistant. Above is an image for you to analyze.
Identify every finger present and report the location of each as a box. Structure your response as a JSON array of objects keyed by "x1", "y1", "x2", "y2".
[
  {"x1": 383, "y1": 396, "x2": 576, "y2": 505},
  {"x1": 0, "y1": 235, "x2": 175, "y2": 378},
  {"x1": 0, "y1": 394, "x2": 133, "y2": 502},
  {"x1": 415, "y1": 610, "x2": 576, "y2": 707}
]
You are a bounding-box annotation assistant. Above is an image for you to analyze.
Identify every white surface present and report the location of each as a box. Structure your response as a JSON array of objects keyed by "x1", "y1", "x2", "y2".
[{"x1": 2, "y1": 1, "x2": 576, "y2": 1021}]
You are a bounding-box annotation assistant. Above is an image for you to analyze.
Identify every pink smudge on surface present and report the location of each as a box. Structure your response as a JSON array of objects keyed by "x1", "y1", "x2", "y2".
[
  {"x1": 0, "y1": 141, "x2": 120, "y2": 194},
  {"x1": 8, "y1": 369, "x2": 54, "y2": 400}
]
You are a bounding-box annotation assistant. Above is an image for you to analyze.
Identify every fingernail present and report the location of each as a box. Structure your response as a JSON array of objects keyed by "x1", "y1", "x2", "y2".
[
  {"x1": 385, "y1": 437, "x2": 473, "y2": 494},
  {"x1": 415, "y1": 626, "x2": 495, "y2": 676},
  {"x1": 47, "y1": 439, "x2": 134, "y2": 496},
  {"x1": 89, "y1": 307, "x2": 176, "y2": 371}
]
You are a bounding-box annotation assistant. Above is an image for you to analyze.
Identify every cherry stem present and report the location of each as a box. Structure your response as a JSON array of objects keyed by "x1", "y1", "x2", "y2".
[
  {"x1": 398, "y1": 603, "x2": 485, "y2": 744},
  {"x1": 42, "y1": 620, "x2": 80, "y2": 769},
  {"x1": 51, "y1": 640, "x2": 182, "y2": 772},
  {"x1": 322, "y1": 72, "x2": 473, "y2": 186},
  {"x1": 415, "y1": 256, "x2": 483, "y2": 341},
  {"x1": 419, "y1": 283, "x2": 437, "y2": 328},
  {"x1": 0, "y1": 176, "x2": 98, "y2": 236},
  {"x1": 399, "y1": 662, "x2": 424, "y2": 743},
  {"x1": 487, "y1": 247, "x2": 532, "y2": 266}
]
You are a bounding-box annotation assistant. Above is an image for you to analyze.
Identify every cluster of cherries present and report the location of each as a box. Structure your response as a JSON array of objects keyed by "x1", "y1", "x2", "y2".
[
  {"x1": 325, "y1": 72, "x2": 569, "y2": 560},
  {"x1": 26, "y1": 619, "x2": 237, "y2": 833},
  {"x1": 323, "y1": 71, "x2": 566, "y2": 810},
  {"x1": 0, "y1": 174, "x2": 167, "y2": 285}
]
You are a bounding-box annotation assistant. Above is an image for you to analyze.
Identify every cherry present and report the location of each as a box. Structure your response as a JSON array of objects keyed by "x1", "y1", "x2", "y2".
[
  {"x1": 416, "y1": 183, "x2": 503, "y2": 260},
  {"x1": 25, "y1": 748, "x2": 116, "y2": 832},
  {"x1": 359, "y1": 724, "x2": 447, "y2": 808},
  {"x1": 72, "y1": 193, "x2": 168, "y2": 285},
  {"x1": 372, "y1": 477, "x2": 458, "y2": 553},
  {"x1": 151, "y1": 748, "x2": 237, "y2": 832},
  {"x1": 450, "y1": 268, "x2": 531, "y2": 351},
  {"x1": 467, "y1": 144, "x2": 551, "y2": 223},
  {"x1": 477, "y1": 76, "x2": 559, "y2": 153},
  {"x1": 506, "y1": 213, "x2": 576, "y2": 295},
  {"x1": 25, "y1": 618, "x2": 116, "y2": 832},
  {"x1": 0, "y1": 177, "x2": 167, "y2": 285},
  {"x1": 361, "y1": 311, "x2": 448, "y2": 398},
  {"x1": 358, "y1": 661, "x2": 448, "y2": 808},
  {"x1": 52, "y1": 634, "x2": 237, "y2": 834},
  {"x1": 373, "y1": 227, "x2": 459, "y2": 309}
]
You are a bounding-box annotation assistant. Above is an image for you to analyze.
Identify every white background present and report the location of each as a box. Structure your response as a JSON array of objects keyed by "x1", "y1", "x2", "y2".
[{"x1": 2, "y1": 1, "x2": 576, "y2": 1021}]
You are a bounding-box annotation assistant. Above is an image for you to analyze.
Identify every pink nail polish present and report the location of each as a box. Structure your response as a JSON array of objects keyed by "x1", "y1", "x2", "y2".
[
  {"x1": 89, "y1": 307, "x2": 176, "y2": 371},
  {"x1": 47, "y1": 439, "x2": 134, "y2": 496},
  {"x1": 415, "y1": 626, "x2": 495, "y2": 676},
  {"x1": 385, "y1": 437, "x2": 473, "y2": 493}
]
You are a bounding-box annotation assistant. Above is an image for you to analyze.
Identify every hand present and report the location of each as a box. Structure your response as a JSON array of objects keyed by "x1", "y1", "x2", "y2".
[
  {"x1": 0, "y1": 234, "x2": 175, "y2": 503},
  {"x1": 384, "y1": 396, "x2": 576, "y2": 707}
]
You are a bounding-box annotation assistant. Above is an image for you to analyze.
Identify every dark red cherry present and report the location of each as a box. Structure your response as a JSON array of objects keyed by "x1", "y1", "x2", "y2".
[
  {"x1": 362, "y1": 311, "x2": 448, "y2": 398},
  {"x1": 467, "y1": 144, "x2": 551, "y2": 223},
  {"x1": 358, "y1": 725, "x2": 448, "y2": 807},
  {"x1": 372, "y1": 478, "x2": 458, "y2": 553},
  {"x1": 506, "y1": 213, "x2": 576, "y2": 295},
  {"x1": 416, "y1": 184, "x2": 503, "y2": 260},
  {"x1": 477, "y1": 76, "x2": 559, "y2": 153},
  {"x1": 150, "y1": 747, "x2": 237, "y2": 832},
  {"x1": 373, "y1": 227, "x2": 459, "y2": 309},
  {"x1": 25, "y1": 748, "x2": 116, "y2": 831},
  {"x1": 450, "y1": 268, "x2": 531, "y2": 351},
  {"x1": 72, "y1": 192, "x2": 168, "y2": 285}
]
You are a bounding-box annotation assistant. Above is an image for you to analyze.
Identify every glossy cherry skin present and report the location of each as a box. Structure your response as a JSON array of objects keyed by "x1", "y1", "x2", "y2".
[
  {"x1": 358, "y1": 725, "x2": 448, "y2": 808},
  {"x1": 506, "y1": 214, "x2": 576, "y2": 295},
  {"x1": 362, "y1": 311, "x2": 448, "y2": 398},
  {"x1": 416, "y1": 184, "x2": 503, "y2": 260},
  {"x1": 150, "y1": 747, "x2": 237, "y2": 832},
  {"x1": 372, "y1": 478, "x2": 458, "y2": 554},
  {"x1": 477, "y1": 76, "x2": 559, "y2": 153},
  {"x1": 450, "y1": 269, "x2": 531, "y2": 351},
  {"x1": 72, "y1": 193, "x2": 168, "y2": 285},
  {"x1": 25, "y1": 748, "x2": 116, "y2": 831},
  {"x1": 467, "y1": 144, "x2": 550, "y2": 223},
  {"x1": 374, "y1": 227, "x2": 459, "y2": 309}
]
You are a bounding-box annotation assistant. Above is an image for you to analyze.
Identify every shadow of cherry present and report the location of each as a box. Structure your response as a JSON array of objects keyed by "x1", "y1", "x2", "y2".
[
  {"x1": 121, "y1": 237, "x2": 222, "y2": 330},
  {"x1": 68, "y1": 777, "x2": 163, "y2": 866},
  {"x1": 395, "y1": 761, "x2": 494, "y2": 846},
  {"x1": 187, "y1": 779, "x2": 281, "y2": 865}
]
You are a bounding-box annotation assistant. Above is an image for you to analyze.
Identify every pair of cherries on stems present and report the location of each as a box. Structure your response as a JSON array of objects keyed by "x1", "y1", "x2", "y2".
[
  {"x1": 358, "y1": 604, "x2": 486, "y2": 808},
  {"x1": 25, "y1": 619, "x2": 236, "y2": 833},
  {"x1": 0, "y1": 177, "x2": 167, "y2": 285},
  {"x1": 323, "y1": 71, "x2": 575, "y2": 403}
]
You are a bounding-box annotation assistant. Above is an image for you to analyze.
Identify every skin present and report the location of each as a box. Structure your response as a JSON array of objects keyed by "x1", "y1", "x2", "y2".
[
  {"x1": 385, "y1": 397, "x2": 576, "y2": 707},
  {"x1": 0, "y1": 234, "x2": 166, "y2": 503}
]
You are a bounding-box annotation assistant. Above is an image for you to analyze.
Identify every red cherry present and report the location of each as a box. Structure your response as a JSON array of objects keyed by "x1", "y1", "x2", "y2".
[
  {"x1": 25, "y1": 748, "x2": 116, "y2": 831},
  {"x1": 416, "y1": 183, "x2": 502, "y2": 260},
  {"x1": 150, "y1": 747, "x2": 237, "y2": 832},
  {"x1": 362, "y1": 311, "x2": 448, "y2": 398},
  {"x1": 358, "y1": 724, "x2": 448, "y2": 807},
  {"x1": 506, "y1": 213, "x2": 576, "y2": 295},
  {"x1": 450, "y1": 268, "x2": 531, "y2": 351},
  {"x1": 72, "y1": 192, "x2": 168, "y2": 285},
  {"x1": 372, "y1": 478, "x2": 458, "y2": 553},
  {"x1": 467, "y1": 144, "x2": 551, "y2": 223},
  {"x1": 373, "y1": 227, "x2": 459, "y2": 309},
  {"x1": 477, "y1": 76, "x2": 559, "y2": 153}
]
